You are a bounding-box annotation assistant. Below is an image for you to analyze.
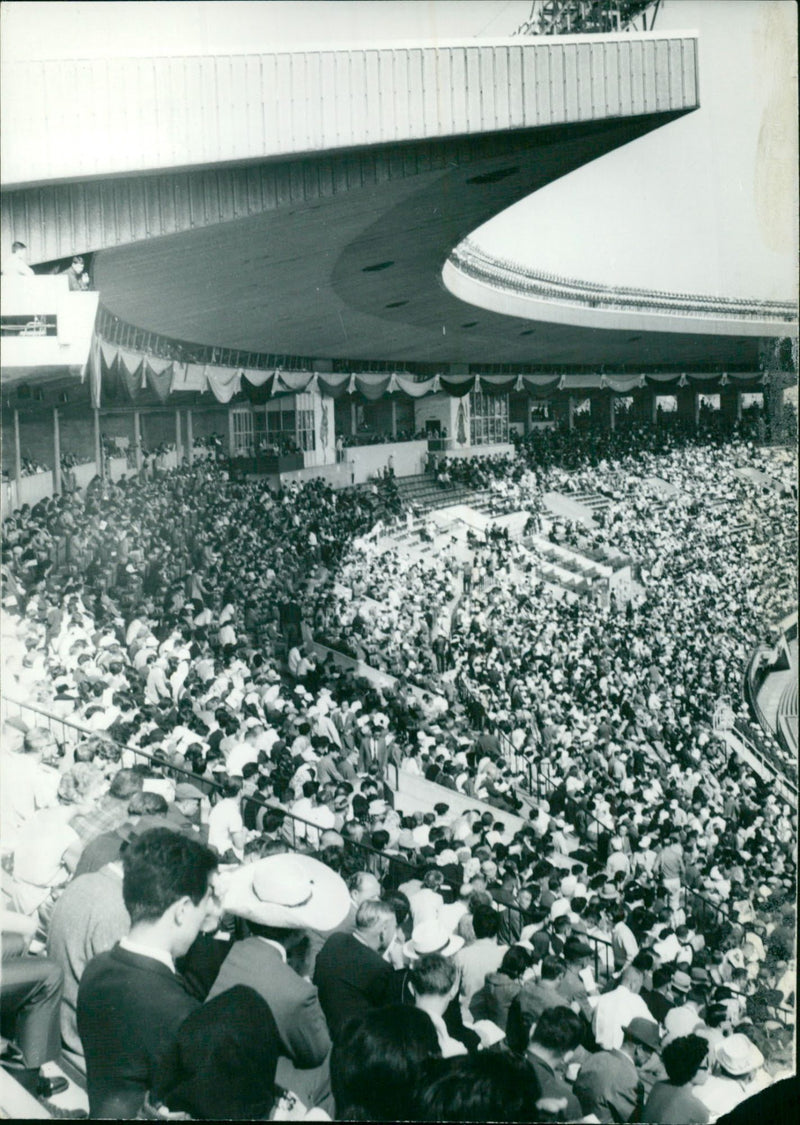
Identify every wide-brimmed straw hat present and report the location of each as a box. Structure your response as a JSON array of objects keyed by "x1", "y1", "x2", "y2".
[
  {"x1": 716, "y1": 1034, "x2": 764, "y2": 1076},
  {"x1": 403, "y1": 920, "x2": 464, "y2": 961},
  {"x1": 221, "y1": 854, "x2": 350, "y2": 931}
]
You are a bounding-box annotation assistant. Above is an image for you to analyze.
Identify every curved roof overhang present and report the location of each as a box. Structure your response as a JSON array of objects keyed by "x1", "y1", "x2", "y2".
[{"x1": 2, "y1": 34, "x2": 794, "y2": 387}]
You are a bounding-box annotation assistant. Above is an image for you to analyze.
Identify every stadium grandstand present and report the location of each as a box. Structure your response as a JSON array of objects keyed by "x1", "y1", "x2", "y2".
[{"x1": 1, "y1": 1, "x2": 797, "y2": 1121}]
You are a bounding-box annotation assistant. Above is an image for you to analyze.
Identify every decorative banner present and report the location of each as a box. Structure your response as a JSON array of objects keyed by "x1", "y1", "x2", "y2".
[
  {"x1": 88, "y1": 333, "x2": 766, "y2": 408},
  {"x1": 456, "y1": 400, "x2": 467, "y2": 445},
  {"x1": 81, "y1": 335, "x2": 102, "y2": 409},
  {"x1": 171, "y1": 362, "x2": 209, "y2": 393},
  {"x1": 242, "y1": 367, "x2": 273, "y2": 388},
  {"x1": 205, "y1": 366, "x2": 242, "y2": 403},
  {"x1": 145, "y1": 356, "x2": 174, "y2": 402}
]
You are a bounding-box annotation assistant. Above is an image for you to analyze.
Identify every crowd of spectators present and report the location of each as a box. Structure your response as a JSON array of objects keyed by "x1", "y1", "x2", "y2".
[{"x1": 0, "y1": 419, "x2": 796, "y2": 1121}]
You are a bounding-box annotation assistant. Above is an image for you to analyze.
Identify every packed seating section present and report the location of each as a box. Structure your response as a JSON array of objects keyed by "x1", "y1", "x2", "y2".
[{"x1": 1, "y1": 418, "x2": 796, "y2": 1121}]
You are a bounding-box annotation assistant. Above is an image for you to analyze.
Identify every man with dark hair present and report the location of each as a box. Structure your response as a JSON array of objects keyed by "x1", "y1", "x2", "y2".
[
  {"x1": 2, "y1": 239, "x2": 34, "y2": 276},
  {"x1": 641, "y1": 965, "x2": 676, "y2": 1026},
  {"x1": 526, "y1": 1006, "x2": 584, "y2": 1121},
  {"x1": 642, "y1": 1033, "x2": 710, "y2": 1123},
  {"x1": 77, "y1": 828, "x2": 219, "y2": 1118},
  {"x1": 507, "y1": 956, "x2": 569, "y2": 1051}
]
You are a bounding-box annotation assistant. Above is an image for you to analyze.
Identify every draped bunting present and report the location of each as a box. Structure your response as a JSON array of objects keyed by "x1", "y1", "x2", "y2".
[
  {"x1": 145, "y1": 357, "x2": 174, "y2": 403},
  {"x1": 171, "y1": 363, "x2": 208, "y2": 393},
  {"x1": 242, "y1": 367, "x2": 273, "y2": 388},
  {"x1": 88, "y1": 334, "x2": 765, "y2": 407},
  {"x1": 205, "y1": 366, "x2": 241, "y2": 403}
]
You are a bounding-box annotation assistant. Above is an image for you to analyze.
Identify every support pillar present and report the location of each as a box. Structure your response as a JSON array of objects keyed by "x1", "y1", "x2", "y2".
[
  {"x1": 133, "y1": 411, "x2": 143, "y2": 473},
  {"x1": 175, "y1": 408, "x2": 183, "y2": 463},
  {"x1": 52, "y1": 408, "x2": 61, "y2": 496},
  {"x1": 390, "y1": 399, "x2": 397, "y2": 439},
  {"x1": 93, "y1": 408, "x2": 102, "y2": 478},
  {"x1": 720, "y1": 387, "x2": 741, "y2": 427},
  {"x1": 568, "y1": 396, "x2": 575, "y2": 431},
  {"x1": 350, "y1": 401, "x2": 357, "y2": 437},
  {"x1": 186, "y1": 409, "x2": 194, "y2": 465},
  {"x1": 590, "y1": 392, "x2": 611, "y2": 430},
  {"x1": 13, "y1": 409, "x2": 22, "y2": 491},
  {"x1": 641, "y1": 389, "x2": 658, "y2": 425},
  {"x1": 609, "y1": 394, "x2": 616, "y2": 432},
  {"x1": 676, "y1": 386, "x2": 698, "y2": 427},
  {"x1": 227, "y1": 407, "x2": 236, "y2": 455}
]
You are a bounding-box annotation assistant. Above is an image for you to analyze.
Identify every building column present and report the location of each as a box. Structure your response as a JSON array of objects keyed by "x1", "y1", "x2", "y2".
[
  {"x1": 642, "y1": 389, "x2": 658, "y2": 424},
  {"x1": 227, "y1": 407, "x2": 236, "y2": 455},
  {"x1": 133, "y1": 411, "x2": 143, "y2": 472},
  {"x1": 390, "y1": 399, "x2": 397, "y2": 439},
  {"x1": 175, "y1": 408, "x2": 183, "y2": 463},
  {"x1": 350, "y1": 400, "x2": 357, "y2": 437},
  {"x1": 52, "y1": 408, "x2": 61, "y2": 496},
  {"x1": 93, "y1": 408, "x2": 103, "y2": 478},
  {"x1": 676, "y1": 386, "x2": 698, "y2": 427},
  {"x1": 719, "y1": 387, "x2": 741, "y2": 427},
  {"x1": 186, "y1": 409, "x2": 194, "y2": 465},
  {"x1": 13, "y1": 409, "x2": 22, "y2": 491},
  {"x1": 608, "y1": 394, "x2": 616, "y2": 432},
  {"x1": 568, "y1": 396, "x2": 575, "y2": 431}
]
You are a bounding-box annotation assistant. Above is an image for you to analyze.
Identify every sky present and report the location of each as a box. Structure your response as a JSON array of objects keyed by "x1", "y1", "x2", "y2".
[{"x1": 1, "y1": 0, "x2": 797, "y2": 300}]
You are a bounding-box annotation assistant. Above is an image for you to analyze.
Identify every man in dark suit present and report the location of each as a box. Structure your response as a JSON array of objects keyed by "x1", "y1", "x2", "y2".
[
  {"x1": 208, "y1": 927, "x2": 333, "y2": 1113},
  {"x1": 77, "y1": 828, "x2": 219, "y2": 1119},
  {"x1": 313, "y1": 899, "x2": 397, "y2": 1040}
]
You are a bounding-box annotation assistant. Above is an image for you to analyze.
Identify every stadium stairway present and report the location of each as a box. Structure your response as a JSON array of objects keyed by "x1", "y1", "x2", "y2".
[
  {"x1": 392, "y1": 473, "x2": 494, "y2": 514},
  {"x1": 520, "y1": 533, "x2": 615, "y2": 600},
  {"x1": 568, "y1": 490, "x2": 611, "y2": 518}
]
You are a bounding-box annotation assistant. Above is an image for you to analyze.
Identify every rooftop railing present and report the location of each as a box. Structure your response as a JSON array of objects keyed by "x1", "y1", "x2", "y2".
[{"x1": 450, "y1": 240, "x2": 799, "y2": 325}]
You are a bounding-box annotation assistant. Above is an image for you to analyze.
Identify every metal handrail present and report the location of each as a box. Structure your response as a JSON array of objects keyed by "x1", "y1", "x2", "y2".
[{"x1": 1, "y1": 695, "x2": 423, "y2": 881}]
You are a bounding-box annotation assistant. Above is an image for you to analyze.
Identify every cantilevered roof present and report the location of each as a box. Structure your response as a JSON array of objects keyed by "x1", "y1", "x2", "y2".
[{"x1": 1, "y1": 34, "x2": 793, "y2": 375}]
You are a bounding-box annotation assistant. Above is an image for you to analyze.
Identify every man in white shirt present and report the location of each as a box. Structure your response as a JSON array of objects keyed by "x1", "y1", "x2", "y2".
[
  {"x1": 592, "y1": 966, "x2": 653, "y2": 1051},
  {"x1": 2, "y1": 240, "x2": 34, "y2": 276},
  {"x1": 290, "y1": 778, "x2": 335, "y2": 846}
]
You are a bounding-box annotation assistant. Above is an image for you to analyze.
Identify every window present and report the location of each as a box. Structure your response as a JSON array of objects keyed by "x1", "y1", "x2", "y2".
[
  {"x1": 469, "y1": 392, "x2": 509, "y2": 445},
  {"x1": 296, "y1": 409, "x2": 316, "y2": 452},
  {"x1": 263, "y1": 402, "x2": 315, "y2": 453},
  {"x1": 231, "y1": 407, "x2": 254, "y2": 455}
]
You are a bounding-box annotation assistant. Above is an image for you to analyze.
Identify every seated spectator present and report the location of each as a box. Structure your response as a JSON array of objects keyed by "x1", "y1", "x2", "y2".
[
  {"x1": 694, "y1": 1032, "x2": 769, "y2": 1120},
  {"x1": 414, "y1": 1050, "x2": 543, "y2": 1122},
  {"x1": 149, "y1": 985, "x2": 282, "y2": 1119},
  {"x1": 642, "y1": 1033, "x2": 711, "y2": 1124},
  {"x1": 508, "y1": 956, "x2": 569, "y2": 1050},
  {"x1": 593, "y1": 965, "x2": 654, "y2": 1051},
  {"x1": 574, "y1": 1016, "x2": 661, "y2": 1123},
  {"x1": 454, "y1": 904, "x2": 507, "y2": 1018},
  {"x1": 313, "y1": 898, "x2": 397, "y2": 1041},
  {"x1": 76, "y1": 828, "x2": 219, "y2": 1118},
  {"x1": 469, "y1": 943, "x2": 529, "y2": 1031},
  {"x1": 0, "y1": 909, "x2": 68, "y2": 1100},
  {"x1": 408, "y1": 952, "x2": 467, "y2": 1058},
  {"x1": 330, "y1": 1004, "x2": 440, "y2": 1121},
  {"x1": 525, "y1": 1005, "x2": 585, "y2": 1122}
]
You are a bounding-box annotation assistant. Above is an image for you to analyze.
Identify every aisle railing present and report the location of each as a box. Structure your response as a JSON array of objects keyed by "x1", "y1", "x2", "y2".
[{"x1": 1, "y1": 695, "x2": 422, "y2": 884}]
